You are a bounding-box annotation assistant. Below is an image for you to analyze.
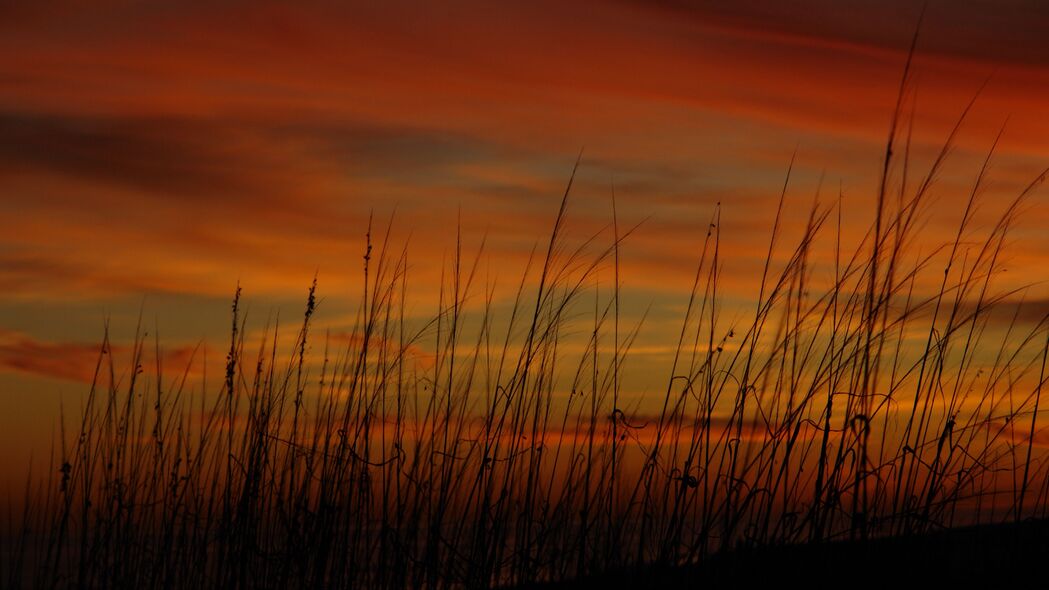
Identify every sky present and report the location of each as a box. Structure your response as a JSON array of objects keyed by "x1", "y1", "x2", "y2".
[{"x1": 2, "y1": 0, "x2": 1049, "y2": 483}]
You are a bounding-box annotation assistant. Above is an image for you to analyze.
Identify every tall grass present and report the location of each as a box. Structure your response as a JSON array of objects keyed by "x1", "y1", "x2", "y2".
[{"x1": 4, "y1": 92, "x2": 1049, "y2": 590}]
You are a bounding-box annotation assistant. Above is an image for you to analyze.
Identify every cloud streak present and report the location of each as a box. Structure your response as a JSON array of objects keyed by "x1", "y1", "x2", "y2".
[{"x1": 0, "y1": 329, "x2": 201, "y2": 384}]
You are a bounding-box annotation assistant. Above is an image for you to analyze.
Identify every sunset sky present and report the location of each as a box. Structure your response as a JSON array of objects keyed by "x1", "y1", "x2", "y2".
[{"x1": 2, "y1": 0, "x2": 1049, "y2": 483}]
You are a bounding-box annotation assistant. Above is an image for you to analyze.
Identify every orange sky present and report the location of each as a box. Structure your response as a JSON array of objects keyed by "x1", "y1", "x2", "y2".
[{"x1": 2, "y1": 0, "x2": 1049, "y2": 484}]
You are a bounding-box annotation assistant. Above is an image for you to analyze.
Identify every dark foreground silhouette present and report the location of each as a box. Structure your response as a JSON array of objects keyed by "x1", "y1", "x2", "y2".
[{"x1": 528, "y1": 519, "x2": 1049, "y2": 588}]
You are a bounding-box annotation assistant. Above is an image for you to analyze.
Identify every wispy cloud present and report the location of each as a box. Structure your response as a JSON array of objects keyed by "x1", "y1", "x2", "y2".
[{"x1": 0, "y1": 329, "x2": 199, "y2": 384}]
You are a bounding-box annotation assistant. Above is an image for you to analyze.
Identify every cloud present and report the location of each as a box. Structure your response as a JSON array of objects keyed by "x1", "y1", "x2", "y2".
[
  {"x1": 0, "y1": 111, "x2": 517, "y2": 207},
  {"x1": 0, "y1": 330, "x2": 107, "y2": 383},
  {"x1": 0, "y1": 329, "x2": 199, "y2": 384},
  {"x1": 622, "y1": 0, "x2": 1049, "y2": 67}
]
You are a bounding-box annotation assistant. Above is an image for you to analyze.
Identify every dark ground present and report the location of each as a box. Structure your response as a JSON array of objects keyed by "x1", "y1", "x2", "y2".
[{"x1": 526, "y1": 519, "x2": 1049, "y2": 587}]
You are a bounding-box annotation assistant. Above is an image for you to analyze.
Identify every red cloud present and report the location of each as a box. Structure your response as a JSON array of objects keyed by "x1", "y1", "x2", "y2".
[
  {"x1": 0, "y1": 330, "x2": 107, "y2": 383},
  {"x1": 0, "y1": 330, "x2": 199, "y2": 384}
]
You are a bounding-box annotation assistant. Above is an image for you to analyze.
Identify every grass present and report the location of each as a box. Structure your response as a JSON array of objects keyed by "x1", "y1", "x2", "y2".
[{"x1": 4, "y1": 60, "x2": 1049, "y2": 590}]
